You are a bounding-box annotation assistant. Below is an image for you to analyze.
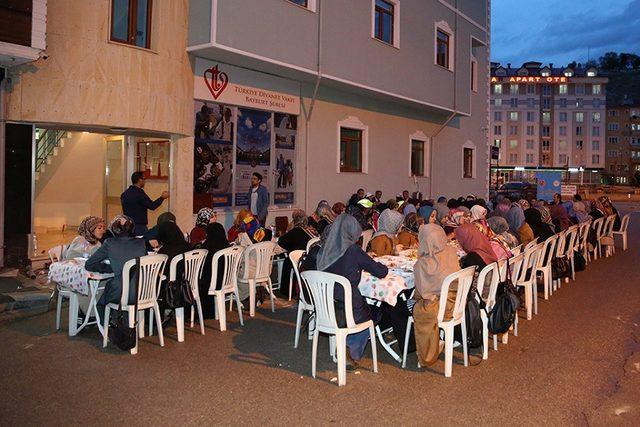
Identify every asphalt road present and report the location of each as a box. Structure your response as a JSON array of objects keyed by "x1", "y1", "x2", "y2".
[{"x1": 1, "y1": 207, "x2": 639, "y2": 426}]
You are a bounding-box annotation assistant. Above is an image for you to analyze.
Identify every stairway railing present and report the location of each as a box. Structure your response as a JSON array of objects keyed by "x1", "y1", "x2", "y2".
[{"x1": 35, "y1": 129, "x2": 66, "y2": 173}]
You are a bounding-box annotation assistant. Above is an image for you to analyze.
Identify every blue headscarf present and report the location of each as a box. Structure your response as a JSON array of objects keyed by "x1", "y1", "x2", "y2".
[
  {"x1": 505, "y1": 205, "x2": 526, "y2": 234},
  {"x1": 418, "y1": 205, "x2": 435, "y2": 222}
]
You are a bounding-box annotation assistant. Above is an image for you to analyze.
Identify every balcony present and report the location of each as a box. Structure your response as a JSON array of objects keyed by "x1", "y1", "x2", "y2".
[{"x1": 0, "y1": 0, "x2": 46, "y2": 67}]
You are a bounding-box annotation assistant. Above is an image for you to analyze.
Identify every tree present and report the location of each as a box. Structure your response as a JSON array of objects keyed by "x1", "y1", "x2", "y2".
[
  {"x1": 568, "y1": 61, "x2": 578, "y2": 69},
  {"x1": 585, "y1": 59, "x2": 598, "y2": 68},
  {"x1": 599, "y1": 52, "x2": 620, "y2": 70}
]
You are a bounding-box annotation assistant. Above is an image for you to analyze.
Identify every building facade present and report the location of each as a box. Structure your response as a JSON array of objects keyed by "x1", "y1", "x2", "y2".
[
  {"x1": 604, "y1": 105, "x2": 640, "y2": 184},
  {"x1": 489, "y1": 61, "x2": 607, "y2": 185},
  {"x1": 0, "y1": 0, "x2": 491, "y2": 267}
]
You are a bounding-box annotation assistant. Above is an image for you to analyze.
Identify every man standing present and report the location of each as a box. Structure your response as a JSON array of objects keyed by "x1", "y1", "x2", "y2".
[
  {"x1": 121, "y1": 171, "x2": 169, "y2": 236},
  {"x1": 247, "y1": 172, "x2": 269, "y2": 225}
]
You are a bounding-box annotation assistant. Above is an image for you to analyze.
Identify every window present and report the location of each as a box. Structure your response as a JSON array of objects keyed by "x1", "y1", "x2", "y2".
[
  {"x1": 592, "y1": 112, "x2": 601, "y2": 123},
  {"x1": 510, "y1": 84, "x2": 519, "y2": 95},
  {"x1": 526, "y1": 153, "x2": 534, "y2": 164},
  {"x1": 592, "y1": 126, "x2": 600, "y2": 136},
  {"x1": 576, "y1": 140, "x2": 583, "y2": 150},
  {"x1": 559, "y1": 126, "x2": 567, "y2": 136},
  {"x1": 592, "y1": 154, "x2": 600, "y2": 164},
  {"x1": 608, "y1": 123, "x2": 619, "y2": 131},
  {"x1": 576, "y1": 84, "x2": 585, "y2": 95},
  {"x1": 463, "y1": 146, "x2": 474, "y2": 178},
  {"x1": 564, "y1": 70, "x2": 573, "y2": 77},
  {"x1": 510, "y1": 98, "x2": 518, "y2": 108},
  {"x1": 373, "y1": 0, "x2": 396, "y2": 45},
  {"x1": 542, "y1": 85, "x2": 551, "y2": 96},
  {"x1": 592, "y1": 140, "x2": 600, "y2": 150},
  {"x1": 542, "y1": 140, "x2": 550, "y2": 151},
  {"x1": 494, "y1": 98, "x2": 502, "y2": 107},
  {"x1": 542, "y1": 98, "x2": 551, "y2": 109},
  {"x1": 493, "y1": 139, "x2": 502, "y2": 147},
  {"x1": 587, "y1": 70, "x2": 597, "y2": 77},
  {"x1": 509, "y1": 153, "x2": 518, "y2": 163},
  {"x1": 593, "y1": 99, "x2": 601, "y2": 108},
  {"x1": 410, "y1": 139, "x2": 425, "y2": 176},
  {"x1": 509, "y1": 125, "x2": 518, "y2": 135},
  {"x1": 542, "y1": 112, "x2": 551, "y2": 123},
  {"x1": 509, "y1": 140, "x2": 518, "y2": 149},
  {"x1": 111, "y1": 0, "x2": 153, "y2": 49},
  {"x1": 609, "y1": 110, "x2": 620, "y2": 117},
  {"x1": 526, "y1": 125, "x2": 534, "y2": 136},
  {"x1": 526, "y1": 112, "x2": 535, "y2": 122},
  {"x1": 542, "y1": 126, "x2": 550, "y2": 137},
  {"x1": 471, "y1": 57, "x2": 478, "y2": 92},
  {"x1": 592, "y1": 84, "x2": 601, "y2": 95},
  {"x1": 526, "y1": 84, "x2": 535, "y2": 94},
  {"x1": 494, "y1": 125, "x2": 502, "y2": 135},
  {"x1": 559, "y1": 98, "x2": 567, "y2": 108},
  {"x1": 559, "y1": 112, "x2": 567, "y2": 122},
  {"x1": 559, "y1": 84, "x2": 568, "y2": 94},
  {"x1": 340, "y1": 127, "x2": 363, "y2": 172},
  {"x1": 509, "y1": 111, "x2": 518, "y2": 121},
  {"x1": 541, "y1": 69, "x2": 550, "y2": 77},
  {"x1": 436, "y1": 28, "x2": 451, "y2": 68},
  {"x1": 575, "y1": 112, "x2": 584, "y2": 123},
  {"x1": 632, "y1": 124, "x2": 640, "y2": 131},
  {"x1": 527, "y1": 98, "x2": 534, "y2": 108},
  {"x1": 608, "y1": 150, "x2": 619, "y2": 157},
  {"x1": 559, "y1": 154, "x2": 568, "y2": 164},
  {"x1": 576, "y1": 98, "x2": 583, "y2": 108},
  {"x1": 494, "y1": 84, "x2": 503, "y2": 94},
  {"x1": 526, "y1": 140, "x2": 534, "y2": 150},
  {"x1": 287, "y1": 0, "x2": 309, "y2": 6},
  {"x1": 494, "y1": 112, "x2": 502, "y2": 121},
  {"x1": 576, "y1": 126, "x2": 583, "y2": 136},
  {"x1": 609, "y1": 136, "x2": 619, "y2": 144},
  {"x1": 559, "y1": 140, "x2": 568, "y2": 150}
]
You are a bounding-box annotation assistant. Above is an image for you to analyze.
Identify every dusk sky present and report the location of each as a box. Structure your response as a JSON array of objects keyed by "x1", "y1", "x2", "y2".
[{"x1": 491, "y1": 0, "x2": 640, "y2": 67}]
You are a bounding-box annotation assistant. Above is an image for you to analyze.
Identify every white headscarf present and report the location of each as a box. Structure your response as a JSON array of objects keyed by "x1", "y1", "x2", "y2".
[
  {"x1": 470, "y1": 205, "x2": 487, "y2": 222},
  {"x1": 373, "y1": 209, "x2": 404, "y2": 239}
]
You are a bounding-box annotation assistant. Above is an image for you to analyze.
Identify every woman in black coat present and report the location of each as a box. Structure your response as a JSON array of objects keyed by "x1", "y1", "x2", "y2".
[
  {"x1": 276, "y1": 209, "x2": 317, "y2": 297},
  {"x1": 198, "y1": 223, "x2": 230, "y2": 318}
]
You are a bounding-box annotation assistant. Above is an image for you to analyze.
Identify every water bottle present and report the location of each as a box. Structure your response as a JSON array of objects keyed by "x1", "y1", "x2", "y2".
[{"x1": 270, "y1": 224, "x2": 276, "y2": 240}]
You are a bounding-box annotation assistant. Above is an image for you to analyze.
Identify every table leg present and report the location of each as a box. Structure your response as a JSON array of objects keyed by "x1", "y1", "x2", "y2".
[
  {"x1": 76, "y1": 280, "x2": 104, "y2": 336},
  {"x1": 175, "y1": 307, "x2": 185, "y2": 342},
  {"x1": 68, "y1": 293, "x2": 79, "y2": 336}
]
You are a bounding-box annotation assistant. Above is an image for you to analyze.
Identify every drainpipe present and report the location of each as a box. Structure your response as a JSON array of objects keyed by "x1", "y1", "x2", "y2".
[{"x1": 302, "y1": 0, "x2": 323, "y2": 212}]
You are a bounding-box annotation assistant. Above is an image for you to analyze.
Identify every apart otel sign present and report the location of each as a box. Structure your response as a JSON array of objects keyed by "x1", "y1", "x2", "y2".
[
  {"x1": 194, "y1": 62, "x2": 300, "y2": 115},
  {"x1": 491, "y1": 76, "x2": 570, "y2": 84}
]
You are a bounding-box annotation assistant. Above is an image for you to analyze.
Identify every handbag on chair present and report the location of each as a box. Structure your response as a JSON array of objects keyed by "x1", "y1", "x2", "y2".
[
  {"x1": 488, "y1": 258, "x2": 520, "y2": 335},
  {"x1": 108, "y1": 257, "x2": 140, "y2": 351},
  {"x1": 551, "y1": 256, "x2": 571, "y2": 279}
]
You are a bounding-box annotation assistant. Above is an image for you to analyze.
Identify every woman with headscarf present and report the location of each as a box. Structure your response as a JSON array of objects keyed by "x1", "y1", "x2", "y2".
[
  {"x1": 418, "y1": 205, "x2": 437, "y2": 224},
  {"x1": 308, "y1": 200, "x2": 335, "y2": 235},
  {"x1": 227, "y1": 209, "x2": 267, "y2": 244},
  {"x1": 86, "y1": 215, "x2": 147, "y2": 321},
  {"x1": 198, "y1": 222, "x2": 230, "y2": 319},
  {"x1": 550, "y1": 203, "x2": 572, "y2": 232},
  {"x1": 506, "y1": 204, "x2": 534, "y2": 245},
  {"x1": 143, "y1": 211, "x2": 176, "y2": 246},
  {"x1": 470, "y1": 205, "x2": 492, "y2": 238},
  {"x1": 562, "y1": 200, "x2": 578, "y2": 224},
  {"x1": 573, "y1": 201, "x2": 590, "y2": 224},
  {"x1": 412, "y1": 224, "x2": 461, "y2": 366},
  {"x1": 403, "y1": 200, "x2": 418, "y2": 216},
  {"x1": 518, "y1": 199, "x2": 531, "y2": 211},
  {"x1": 599, "y1": 196, "x2": 621, "y2": 230},
  {"x1": 332, "y1": 202, "x2": 346, "y2": 216},
  {"x1": 190, "y1": 208, "x2": 216, "y2": 245},
  {"x1": 277, "y1": 209, "x2": 318, "y2": 297},
  {"x1": 317, "y1": 214, "x2": 388, "y2": 366},
  {"x1": 455, "y1": 223, "x2": 498, "y2": 271},
  {"x1": 157, "y1": 220, "x2": 192, "y2": 276},
  {"x1": 63, "y1": 216, "x2": 106, "y2": 259},
  {"x1": 441, "y1": 209, "x2": 471, "y2": 237},
  {"x1": 369, "y1": 208, "x2": 404, "y2": 255},
  {"x1": 397, "y1": 212, "x2": 420, "y2": 248},
  {"x1": 487, "y1": 216, "x2": 519, "y2": 249},
  {"x1": 524, "y1": 208, "x2": 555, "y2": 241}
]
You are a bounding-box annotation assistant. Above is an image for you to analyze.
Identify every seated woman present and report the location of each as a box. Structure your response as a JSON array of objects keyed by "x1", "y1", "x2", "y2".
[
  {"x1": 441, "y1": 209, "x2": 470, "y2": 238},
  {"x1": 277, "y1": 209, "x2": 318, "y2": 297},
  {"x1": 143, "y1": 211, "x2": 176, "y2": 245},
  {"x1": 369, "y1": 208, "x2": 404, "y2": 255},
  {"x1": 506, "y1": 204, "x2": 534, "y2": 246},
  {"x1": 332, "y1": 202, "x2": 346, "y2": 217},
  {"x1": 573, "y1": 201, "x2": 591, "y2": 224},
  {"x1": 190, "y1": 208, "x2": 216, "y2": 245},
  {"x1": 397, "y1": 212, "x2": 420, "y2": 248},
  {"x1": 157, "y1": 220, "x2": 192, "y2": 277},
  {"x1": 317, "y1": 214, "x2": 388, "y2": 367},
  {"x1": 198, "y1": 222, "x2": 230, "y2": 318},
  {"x1": 412, "y1": 224, "x2": 461, "y2": 366},
  {"x1": 63, "y1": 216, "x2": 106, "y2": 260},
  {"x1": 487, "y1": 216, "x2": 519, "y2": 249},
  {"x1": 86, "y1": 215, "x2": 147, "y2": 320},
  {"x1": 455, "y1": 223, "x2": 498, "y2": 272},
  {"x1": 470, "y1": 205, "x2": 492, "y2": 237},
  {"x1": 600, "y1": 196, "x2": 622, "y2": 230},
  {"x1": 417, "y1": 205, "x2": 437, "y2": 224},
  {"x1": 524, "y1": 208, "x2": 555, "y2": 241},
  {"x1": 308, "y1": 201, "x2": 335, "y2": 235},
  {"x1": 550, "y1": 203, "x2": 572, "y2": 232}
]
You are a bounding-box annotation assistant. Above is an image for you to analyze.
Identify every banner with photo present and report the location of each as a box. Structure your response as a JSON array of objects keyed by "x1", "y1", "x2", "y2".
[
  {"x1": 274, "y1": 113, "x2": 296, "y2": 205},
  {"x1": 536, "y1": 170, "x2": 562, "y2": 201},
  {"x1": 235, "y1": 108, "x2": 272, "y2": 206},
  {"x1": 193, "y1": 101, "x2": 235, "y2": 211}
]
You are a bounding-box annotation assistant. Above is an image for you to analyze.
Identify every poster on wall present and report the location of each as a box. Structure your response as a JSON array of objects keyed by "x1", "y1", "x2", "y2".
[
  {"x1": 535, "y1": 170, "x2": 562, "y2": 201},
  {"x1": 193, "y1": 101, "x2": 235, "y2": 211},
  {"x1": 235, "y1": 108, "x2": 272, "y2": 206},
  {"x1": 274, "y1": 113, "x2": 297, "y2": 205}
]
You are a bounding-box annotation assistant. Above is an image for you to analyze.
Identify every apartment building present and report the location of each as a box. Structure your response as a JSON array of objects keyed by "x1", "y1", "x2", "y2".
[
  {"x1": 489, "y1": 61, "x2": 607, "y2": 184},
  {"x1": 605, "y1": 105, "x2": 640, "y2": 184}
]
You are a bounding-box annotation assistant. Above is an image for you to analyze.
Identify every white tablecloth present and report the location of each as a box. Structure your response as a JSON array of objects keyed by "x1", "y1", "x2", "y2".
[{"x1": 48, "y1": 260, "x2": 114, "y2": 295}]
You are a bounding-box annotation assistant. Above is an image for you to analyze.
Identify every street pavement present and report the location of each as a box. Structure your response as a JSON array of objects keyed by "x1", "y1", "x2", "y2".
[{"x1": 1, "y1": 207, "x2": 639, "y2": 426}]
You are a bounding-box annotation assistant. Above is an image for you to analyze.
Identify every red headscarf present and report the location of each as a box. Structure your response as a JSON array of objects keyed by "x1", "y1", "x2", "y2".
[
  {"x1": 550, "y1": 204, "x2": 572, "y2": 231},
  {"x1": 455, "y1": 223, "x2": 498, "y2": 265}
]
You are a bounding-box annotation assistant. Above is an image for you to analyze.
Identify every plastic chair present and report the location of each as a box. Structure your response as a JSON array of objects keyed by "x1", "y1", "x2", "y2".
[
  {"x1": 599, "y1": 215, "x2": 616, "y2": 258},
  {"x1": 177, "y1": 249, "x2": 209, "y2": 335},
  {"x1": 289, "y1": 250, "x2": 315, "y2": 348},
  {"x1": 306, "y1": 237, "x2": 320, "y2": 253},
  {"x1": 48, "y1": 245, "x2": 70, "y2": 331},
  {"x1": 361, "y1": 229, "x2": 374, "y2": 251},
  {"x1": 552, "y1": 229, "x2": 567, "y2": 291},
  {"x1": 238, "y1": 241, "x2": 277, "y2": 317},
  {"x1": 401, "y1": 266, "x2": 476, "y2": 377},
  {"x1": 475, "y1": 261, "x2": 500, "y2": 360},
  {"x1": 301, "y1": 271, "x2": 378, "y2": 386},
  {"x1": 208, "y1": 246, "x2": 245, "y2": 332},
  {"x1": 563, "y1": 226, "x2": 580, "y2": 281},
  {"x1": 578, "y1": 219, "x2": 592, "y2": 264},
  {"x1": 613, "y1": 213, "x2": 631, "y2": 251},
  {"x1": 288, "y1": 250, "x2": 303, "y2": 301},
  {"x1": 523, "y1": 238, "x2": 538, "y2": 252},
  {"x1": 535, "y1": 235, "x2": 558, "y2": 300},
  {"x1": 510, "y1": 244, "x2": 522, "y2": 256},
  {"x1": 506, "y1": 252, "x2": 525, "y2": 337},
  {"x1": 590, "y1": 217, "x2": 605, "y2": 261},
  {"x1": 102, "y1": 254, "x2": 168, "y2": 355},
  {"x1": 514, "y1": 243, "x2": 542, "y2": 320}
]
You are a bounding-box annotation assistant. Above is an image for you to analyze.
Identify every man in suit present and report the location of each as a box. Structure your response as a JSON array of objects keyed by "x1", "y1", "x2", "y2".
[{"x1": 121, "y1": 171, "x2": 169, "y2": 236}]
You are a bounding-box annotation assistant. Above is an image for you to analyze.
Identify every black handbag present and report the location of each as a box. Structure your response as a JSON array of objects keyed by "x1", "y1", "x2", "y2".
[
  {"x1": 488, "y1": 258, "x2": 521, "y2": 334},
  {"x1": 551, "y1": 256, "x2": 571, "y2": 279},
  {"x1": 108, "y1": 257, "x2": 140, "y2": 351},
  {"x1": 573, "y1": 251, "x2": 586, "y2": 272},
  {"x1": 164, "y1": 254, "x2": 196, "y2": 309}
]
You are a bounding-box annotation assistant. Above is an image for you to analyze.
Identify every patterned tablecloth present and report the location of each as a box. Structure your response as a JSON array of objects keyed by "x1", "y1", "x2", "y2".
[
  {"x1": 358, "y1": 255, "x2": 416, "y2": 306},
  {"x1": 48, "y1": 260, "x2": 114, "y2": 296}
]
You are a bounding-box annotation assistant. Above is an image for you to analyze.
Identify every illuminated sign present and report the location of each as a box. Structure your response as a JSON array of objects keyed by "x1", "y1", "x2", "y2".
[{"x1": 491, "y1": 76, "x2": 569, "y2": 84}]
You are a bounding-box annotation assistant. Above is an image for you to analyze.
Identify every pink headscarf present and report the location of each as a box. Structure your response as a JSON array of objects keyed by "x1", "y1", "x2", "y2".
[{"x1": 455, "y1": 223, "x2": 498, "y2": 265}]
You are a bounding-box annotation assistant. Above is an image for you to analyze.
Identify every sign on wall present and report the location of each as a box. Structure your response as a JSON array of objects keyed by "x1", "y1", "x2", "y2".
[
  {"x1": 274, "y1": 113, "x2": 297, "y2": 205},
  {"x1": 234, "y1": 108, "x2": 272, "y2": 207},
  {"x1": 536, "y1": 171, "x2": 562, "y2": 201}
]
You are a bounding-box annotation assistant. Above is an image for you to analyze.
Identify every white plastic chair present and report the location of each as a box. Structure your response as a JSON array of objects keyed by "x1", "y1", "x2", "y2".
[
  {"x1": 238, "y1": 241, "x2": 277, "y2": 317},
  {"x1": 578, "y1": 219, "x2": 592, "y2": 264},
  {"x1": 208, "y1": 246, "x2": 245, "y2": 332},
  {"x1": 552, "y1": 229, "x2": 567, "y2": 291},
  {"x1": 475, "y1": 261, "x2": 500, "y2": 360},
  {"x1": 599, "y1": 215, "x2": 616, "y2": 258},
  {"x1": 510, "y1": 244, "x2": 522, "y2": 256},
  {"x1": 401, "y1": 266, "x2": 476, "y2": 377},
  {"x1": 361, "y1": 229, "x2": 374, "y2": 251},
  {"x1": 301, "y1": 270, "x2": 378, "y2": 386},
  {"x1": 306, "y1": 237, "x2": 320, "y2": 252},
  {"x1": 590, "y1": 217, "x2": 605, "y2": 261},
  {"x1": 506, "y1": 252, "x2": 525, "y2": 337},
  {"x1": 514, "y1": 243, "x2": 542, "y2": 320},
  {"x1": 166, "y1": 249, "x2": 209, "y2": 336},
  {"x1": 523, "y1": 238, "x2": 538, "y2": 252},
  {"x1": 563, "y1": 226, "x2": 580, "y2": 281},
  {"x1": 289, "y1": 250, "x2": 315, "y2": 348},
  {"x1": 102, "y1": 254, "x2": 168, "y2": 354},
  {"x1": 535, "y1": 235, "x2": 558, "y2": 300},
  {"x1": 613, "y1": 213, "x2": 631, "y2": 251},
  {"x1": 48, "y1": 245, "x2": 70, "y2": 331}
]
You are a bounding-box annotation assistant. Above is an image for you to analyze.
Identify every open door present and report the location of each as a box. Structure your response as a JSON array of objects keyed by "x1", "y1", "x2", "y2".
[{"x1": 105, "y1": 136, "x2": 126, "y2": 221}]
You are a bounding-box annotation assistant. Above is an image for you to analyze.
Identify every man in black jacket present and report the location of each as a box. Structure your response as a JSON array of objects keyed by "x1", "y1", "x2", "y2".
[{"x1": 121, "y1": 171, "x2": 169, "y2": 236}]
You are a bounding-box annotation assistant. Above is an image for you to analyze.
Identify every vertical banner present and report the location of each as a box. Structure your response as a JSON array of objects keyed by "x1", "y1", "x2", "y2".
[
  {"x1": 235, "y1": 108, "x2": 272, "y2": 206},
  {"x1": 193, "y1": 101, "x2": 235, "y2": 211},
  {"x1": 274, "y1": 113, "x2": 297, "y2": 205},
  {"x1": 535, "y1": 171, "x2": 562, "y2": 201}
]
